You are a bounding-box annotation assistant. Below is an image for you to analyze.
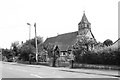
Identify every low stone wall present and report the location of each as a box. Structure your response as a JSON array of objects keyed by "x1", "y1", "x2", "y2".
[
  {"x1": 56, "y1": 61, "x2": 70, "y2": 67},
  {"x1": 17, "y1": 59, "x2": 120, "y2": 70},
  {"x1": 73, "y1": 63, "x2": 120, "y2": 70}
]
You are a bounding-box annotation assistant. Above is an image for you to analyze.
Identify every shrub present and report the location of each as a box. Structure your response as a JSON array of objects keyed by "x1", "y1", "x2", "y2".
[{"x1": 73, "y1": 48, "x2": 119, "y2": 66}]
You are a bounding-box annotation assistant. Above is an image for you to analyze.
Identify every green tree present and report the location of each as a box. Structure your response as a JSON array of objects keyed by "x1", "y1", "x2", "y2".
[
  {"x1": 11, "y1": 41, "x2": 20, "y2": 56},
  {"x1": 2, "y1": 48, "x2": 13, "y2": 61},
  {"x1": 103, "y1": 39, "x2": 113, "y2": 46},
  {"x1": 19, "y1": 44, "x2": 35, "y2": 61},
  {"x1": 26, "y1": 36, "x2": 43, "y2": 47},
  {"x1": 18, "y1": 36, "x2": 43, "y2": 62},
  {"x1": 72, "y1": 36, "x2": 95, "y2": 63}
]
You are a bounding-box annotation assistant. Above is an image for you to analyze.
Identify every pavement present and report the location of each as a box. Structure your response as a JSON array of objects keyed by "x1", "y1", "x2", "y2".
[{"x1": 1, "y1": 61, "x2": 120, "y2": 78}]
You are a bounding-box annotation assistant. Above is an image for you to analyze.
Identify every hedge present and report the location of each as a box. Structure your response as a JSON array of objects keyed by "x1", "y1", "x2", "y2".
[{"x1": 73, "y1": 48, "x2": 120, "y2": 66}]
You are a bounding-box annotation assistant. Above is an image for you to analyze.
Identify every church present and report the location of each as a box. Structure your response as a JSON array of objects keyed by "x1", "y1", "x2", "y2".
[{"x1": 44, "y1": 12, "x2": 96, "y2": 56}]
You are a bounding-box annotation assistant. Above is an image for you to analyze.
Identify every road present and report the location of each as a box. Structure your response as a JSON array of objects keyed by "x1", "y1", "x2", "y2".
[{"x1": 0, "y1": 61, "x2": 119, "y2": 78}]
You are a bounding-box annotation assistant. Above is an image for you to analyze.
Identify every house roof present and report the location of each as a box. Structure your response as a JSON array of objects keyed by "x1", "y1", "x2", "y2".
[
  {"x1": 107, "y1": 38, "x2": 120, "y2": 49},
  {"x1": 44, "y1": 36, "x2": 57, "y2": 45},
  {"x1": 99, "y1": 38, "x2": 120, "y2": 51},
  {"x1": 44, "y1": 30, "x2": 96, "y2": 51},
  {"x1": 44, "y1": 31, "x2": 78, "y2": 51}
]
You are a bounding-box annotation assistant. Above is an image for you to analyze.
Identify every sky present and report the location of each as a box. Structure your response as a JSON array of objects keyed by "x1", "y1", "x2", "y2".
[{"x1": 0, "y1": 0, "x2": 119, "y2": 49}]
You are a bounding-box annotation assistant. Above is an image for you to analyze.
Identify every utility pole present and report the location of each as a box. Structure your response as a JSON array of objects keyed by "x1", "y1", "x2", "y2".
[{"x1": 34, "y1": 23, "x2": 38, "y2": 63}]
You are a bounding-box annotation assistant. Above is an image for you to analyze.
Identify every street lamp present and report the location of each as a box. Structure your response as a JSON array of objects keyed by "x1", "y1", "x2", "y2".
[
  {"x1": 27, "y1": 23, "x2": 38, "y2": 63},
  {"x1": 27, "y1": 23, "x2": 31, "y2": 40},
  {"x1": 27, "y1": 23, "x2": 32, "y2": 64}
]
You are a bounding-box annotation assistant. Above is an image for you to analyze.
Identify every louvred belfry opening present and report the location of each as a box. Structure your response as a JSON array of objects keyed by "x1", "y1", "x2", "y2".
[{"x1": 78, "y1": 12, "x2": 91, "y2": 33}]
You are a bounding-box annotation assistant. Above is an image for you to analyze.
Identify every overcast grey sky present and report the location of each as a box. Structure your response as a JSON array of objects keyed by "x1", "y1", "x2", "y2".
[{"x1": 0, "y1": 0, "x2": 119, "y2": 49}]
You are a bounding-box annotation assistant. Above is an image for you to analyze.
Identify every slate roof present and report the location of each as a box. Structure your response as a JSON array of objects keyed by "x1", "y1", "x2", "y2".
[
  {"x1": 106, "y1": 38, "x2": 120, "y2": 49},
  {"x1": 98, "y1": 38, "x2": 120, "y2": 51},
  {"x1": 44, "y1": 31, "x2": 78, "y2": 51},
  {"x1": 44, "y1": 30, "x2": 96, "y2": 51}
]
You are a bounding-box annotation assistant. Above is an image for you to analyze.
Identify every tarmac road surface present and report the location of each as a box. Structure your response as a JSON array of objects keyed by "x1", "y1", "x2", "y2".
[{"x1": 1, "y1": 61, "x2": 119, "y2": 78}]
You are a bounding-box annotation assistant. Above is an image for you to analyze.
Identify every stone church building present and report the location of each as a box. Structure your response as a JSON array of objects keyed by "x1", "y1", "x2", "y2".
[{"x1": 44, "y1": 12, "x2": 96, "y2": 56}]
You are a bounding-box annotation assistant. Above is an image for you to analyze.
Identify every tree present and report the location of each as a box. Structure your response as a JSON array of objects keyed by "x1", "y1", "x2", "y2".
[
  {"x1": 18, "y1": 36, "x2": 43, "y2": 62},
  {"x1": 25, "y1": 36, "x2": 43, "y2": 47},
  {"x1": 103, "y1": 39, "x2": 113, "y2": 46},
  {"x1": 72, "y1": 36, "x2": 95, "y2": 63},
  {"x1": 94, "y1": 42, "x2": 104, "y2": 52},
  {"x1": 74, "y1": 36, "x2": 95, "y2": 51},
  {"x1": 19, "y1": 44, "x2": 35, "y2": 61},
  {"x1": 11, "y1": 41, "x2": 20, "y2": 56},
  {"x1": 2, "y1": 48, "x2": 13, "y2": 61}
]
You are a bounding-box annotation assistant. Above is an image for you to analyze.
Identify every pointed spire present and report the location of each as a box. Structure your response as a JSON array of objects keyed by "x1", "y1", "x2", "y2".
[
  {"x1": 81, "y1": 11, "x2": 90, "y2": 24},
  {"x1": 78, "y1": 11, "x2": 90, "y2": 25}
]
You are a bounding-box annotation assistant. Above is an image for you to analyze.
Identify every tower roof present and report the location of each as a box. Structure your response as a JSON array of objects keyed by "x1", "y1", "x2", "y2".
[{"x1": 79, "y1": 12, "x2": 90, "y2": 25}]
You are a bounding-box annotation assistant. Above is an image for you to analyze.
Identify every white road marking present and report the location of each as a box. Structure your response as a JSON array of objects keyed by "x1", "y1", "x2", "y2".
[{"x1": 30, "y1": 74, "x2": 43, "y2": 78}]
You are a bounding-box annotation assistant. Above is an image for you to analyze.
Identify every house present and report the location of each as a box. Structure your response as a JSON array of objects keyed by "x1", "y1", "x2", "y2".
[
  {"x1": 103, "y1": 38, "x2": 120, "y2": 50},
  {"x1": 44, "y1": 12, "x2": 96, "y2": 57}
]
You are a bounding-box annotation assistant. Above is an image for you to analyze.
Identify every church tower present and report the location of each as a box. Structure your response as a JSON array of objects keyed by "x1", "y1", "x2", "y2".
[
  {"x1": 78, "y1": 12, "x2": 91, "y2": 35},
  {"x1": 77, "y1": 12, "x2": 96, "y2": 51}
]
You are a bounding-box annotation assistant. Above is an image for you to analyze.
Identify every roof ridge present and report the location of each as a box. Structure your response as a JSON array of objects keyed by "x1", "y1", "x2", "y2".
[
  {"x1": 57, "y1": 31, "x2": 78, "y2": 36},
  {"x1": 112, "y1": 38, "x2": 120, "y2": 45},
  {"x1": 89, "y1": 29, "x2": 97, "y2": 43}
]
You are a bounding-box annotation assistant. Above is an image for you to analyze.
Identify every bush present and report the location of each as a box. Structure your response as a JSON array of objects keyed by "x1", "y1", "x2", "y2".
[
  {"x1": 73, "y1": 48, "x2": 120, "y2": 66},
  {"x1": 19, "y1": 44, "x2": 35, "y2": 61}
]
